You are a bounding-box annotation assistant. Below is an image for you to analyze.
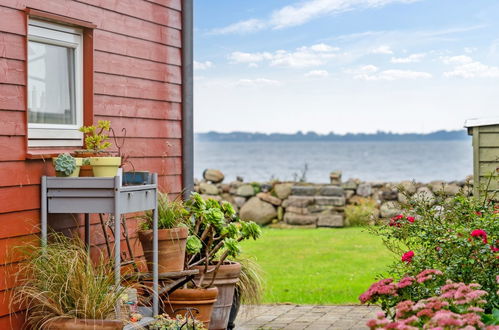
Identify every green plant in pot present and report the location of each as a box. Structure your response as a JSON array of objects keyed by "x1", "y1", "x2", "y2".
[
  {"x1": 13, "y1": 234, "x2": 125, "y2": 329},
  {"x1": 79, "y1": 120, "x2": 121, "y2": 177},
  {"x1": 164, "y1": 193, "x2": 261, "y2": 330},
  {"x1": 53, "y1": 153, "x2": 82, "y2": 177},
  {"x1": 138, "y1": 193, "x2": 189, "y2": 273}
]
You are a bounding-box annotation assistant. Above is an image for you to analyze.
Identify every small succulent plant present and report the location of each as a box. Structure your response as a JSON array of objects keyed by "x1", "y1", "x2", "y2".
[{"x1": 54, "y1": 153, "x2": 77, "y2": 176}]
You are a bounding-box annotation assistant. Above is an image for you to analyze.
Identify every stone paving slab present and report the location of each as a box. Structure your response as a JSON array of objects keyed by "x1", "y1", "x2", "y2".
[{"x1": 235, "y1": 304, "x2": 380, "y2": 330}]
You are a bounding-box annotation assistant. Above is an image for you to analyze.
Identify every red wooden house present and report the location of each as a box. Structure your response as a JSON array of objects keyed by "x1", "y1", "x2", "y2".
[{"x1": 0, "y1": 0, "x2": 193, "y2": 327}]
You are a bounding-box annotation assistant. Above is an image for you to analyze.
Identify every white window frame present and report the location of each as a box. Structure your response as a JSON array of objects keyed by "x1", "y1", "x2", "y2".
[{"x1": 27, "y1": 19, "x2": 84, "y2": 147}]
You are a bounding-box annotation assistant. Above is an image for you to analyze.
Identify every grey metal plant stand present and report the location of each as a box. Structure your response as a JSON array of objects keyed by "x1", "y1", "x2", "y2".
[{"x1": 40, "y1": 174, "x2": 160, "y2": 321}]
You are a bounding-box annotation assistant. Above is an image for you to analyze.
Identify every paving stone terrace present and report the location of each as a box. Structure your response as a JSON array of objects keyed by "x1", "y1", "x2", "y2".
[{"x1": 235, "y1": 304, "x2": 381, "y2": 330}]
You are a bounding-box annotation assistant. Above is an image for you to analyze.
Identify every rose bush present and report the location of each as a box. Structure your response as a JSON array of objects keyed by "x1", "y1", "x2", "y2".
[{"x1": 368, "y1": 191, "x2": 499, "y2": 312}]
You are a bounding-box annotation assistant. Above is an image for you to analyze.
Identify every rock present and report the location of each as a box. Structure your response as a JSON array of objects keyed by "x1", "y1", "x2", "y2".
[
  {"x1": 234, "y1": 196, "x2": 247, "y2": 208},
  {"x1": 356, "y1": 183, "x2": 372, "y2": 197},
  {"x1": 429, "y1": 181, "x2": 445, "y2": 193},
  {"x1": 239, "y1": 197, "x2": 276, "y2": 225},
  {"x1": 203, "y1": 169, "x2": 224, "y2": 183},
  {"x1": 277, "y1": 206, "x2": 284, "y2": 221},
  {"x1": 314, "y1": 196, "x2": 346, "y2": 206},
  {"x1": 380, "y1": 201, "x2": 400, "y2": 218},
  {"x1": 443, "y1": 184, "x2": 460, "y2": 196},
  {"x1": 345, "y1": 190, "x2": 355, "y2": 200},
  {"x1": 329, "y1": 171, "x2": 342, "y2": 185},
  {"x1": 291, "y1": 185, "x2": 318, "y2": 196},
  {"x1": 274, "y1": 183, "x2": 293, "y2": 199},
  {"x1": 236, "y1": 176, "x2": 244, "y2": 182},
  {"x1": 370, "y1": 182, "x2": 385, "y2": 188},
  {"x1": 260, "y1": 183, "x2": 272, "y2": 193},
  {"x1": 199, "y1": 182, "x2": 219, "y2": 195},
  {"x1": 286, "y1": 206, "x2": 310, "y2": 215},
  {"x1": 220, "y1": 184, "x2": 231, "y2": 193},
  {"x1": 398, "y1": 181, "x2": 417, "y2": 194},
  {"x1": 317, "y1": 213, "x2": 344, "y2": 227},
  {"x1": 319, "y1": 185, "x2": 344, "y2": 197},
  {"x1": 413, "y1": 187, "x2": 435, "y2": 205},
  {"x1": 342, "y1": 179, "x2": 359, "y2": 190},
  {"x1": 257, "y1": 192, "x2": 282, "y2": 206},
  {"x1": 237, "y1": 184, "x2": 255, "y2": 197},
  {"x1": 284, "y1": 212, "x2": 317, "y2": 226},
  {"x1": 398, "y1": 192, "x2": 409, "y2": 204},
  {"x1": 282, "y1": 196, "x2": 314, "y2": 208},
  {"x1": 380, "y1": 189, "x2": 398, "y2": 201},
  {"x1": 307, "y1": 205, "x2": 333, "y2": 213},
  {"x1": 221, "y1": 193, "x2": 235, "y2": 204},
  {"x1": 200, "y1": 194, "x2": 221, "y2": 201}
]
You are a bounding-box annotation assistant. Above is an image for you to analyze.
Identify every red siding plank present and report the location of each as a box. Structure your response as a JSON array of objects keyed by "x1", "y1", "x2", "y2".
[
  {"x1": 0, "y1": 210, "x2": 40, "y2": 240},
  {"x1": 0, "y1": 234, "x2": 39, "y2": 265},
  {"x1": 158, "y1": 175, "x2": 182, "y2": 194},
  {"x1": 94, "y1": 51, "x2": 181, "y2": 84},
  {"x1": 94, "y1": 73, "x2": 181, "y2": 103},
  {"x1": 76, "y1": 0, "x2": 181, "y2": 29},
  {"x1": 0, "y1": 161, "x2": 54, "y2": 187},
  {"x1": 94, "y1": 30, "x2": 181, "y2": 65},
  {"x1": 0, "y1": 311, "x2": 24, "y2": 328},
  {"x1": 94, "y1": 95, "x2": 181, "y2": 120},
  {"x1": 147, "y1": 0, "x2": 181, "y2": 11},
  {"x1": 0, "y1": 33, "x2": 25, "y2": 61},
  {"x1": 0, "y1": 111, "x2": 25, "y2": 136},
  {"x1": 119, "y1": 139, "x2": 181, "y2": 158},
  {"x1": 0, "y1": 58, "x2": 24, "y2": 85},
  {"x1": 123, "y1": 157, "x2": 182, "y2": 176},
  {"x1": 95, "y1": 116, "x2": 182, "y2": 139},
  {"x1": 0, "y1": 85, "x2": 26, "y2": 111},
  {"x1": 0, "y1": 137, "x2": 26, "y2": 161},
  {"x1": 0, "y1": 7, "x2": 25, "y2": 35},
  {"x1": 0, "y1": 263, "x2": 22, "y2": 291},
  {"x1": 0, "y1": 186, "x2": 39, "y2": 214}
]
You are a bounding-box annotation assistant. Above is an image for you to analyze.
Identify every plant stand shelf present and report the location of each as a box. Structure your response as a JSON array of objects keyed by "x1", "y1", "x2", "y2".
[{"x1": 40, "y1": 174, "x2": 161, "y2": 321}]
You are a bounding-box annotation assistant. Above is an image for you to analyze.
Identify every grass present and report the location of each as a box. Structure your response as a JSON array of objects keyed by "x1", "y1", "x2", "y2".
[{"x1": 240, "y1": 227, "x2": 394, "y2": 305}]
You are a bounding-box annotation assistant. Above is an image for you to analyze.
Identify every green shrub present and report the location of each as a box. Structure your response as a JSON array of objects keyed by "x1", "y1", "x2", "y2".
[
  {"x1": 345, "y1": 198, "x2": 378, "y2": 227},
  {"x1": 140, "y1": 193, "x2": 189, "y2": 230}
]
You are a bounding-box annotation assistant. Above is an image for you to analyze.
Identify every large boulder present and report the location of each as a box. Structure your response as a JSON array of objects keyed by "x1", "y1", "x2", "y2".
[
  {"x1": 356, "y1": 183, "x2": 372, "y2": 197},
  {"x1": 398, "y1": 181, "x2": 417, "y2": 194},
  {"x1": 236, "y1": 184, "x2": 255, "y2": 197},
  {"x1": 319, "y1": 185, "x2": 344, "y2": 197},
  {"x1": 291, "y1": 185, "x2": 318, "y2": 196},
  {"x1": 274, "y1": 183, "x2": 293, "y2": 199},
  {"x1": 284, "y1": 213, "x2": 317, "y2": 226},
  {"x1": 203, "y1": 169, "x2": 225, "y2": 183},
  {"x1": 239, "y1": 197, "x2": 277, "y2": 225},
  {"x1": 380, "y1": 201, "x2": 400, "y2": 218},
  {"x1": 413, "y1": 187, "x2": 436, "y2": 205},
  {"x1": 282, "y1": 196, "x2": 314, "y2": 208},
  {"x1": 443, "y1": 184, "x2": 460, "y2": 196},
  {"x1": 199, "y1": 182, "x2": 219, "y2": 195},
  {"x1": 317, "y1": 213, "x2": 344, "y2": 227},
  {"x1": 256, "y1": 192, "x2": 282, "y2": 206}
]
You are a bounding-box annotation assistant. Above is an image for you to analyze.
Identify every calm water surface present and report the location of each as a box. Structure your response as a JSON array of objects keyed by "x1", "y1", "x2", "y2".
[{"x1": 194, "y1": 140, "x2": 473, "y2": 183}]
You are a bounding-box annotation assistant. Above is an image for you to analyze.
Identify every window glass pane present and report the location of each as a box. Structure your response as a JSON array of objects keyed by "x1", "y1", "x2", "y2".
[{"x1": 28, "y1": 41, "x2": 76, "y2": 125}]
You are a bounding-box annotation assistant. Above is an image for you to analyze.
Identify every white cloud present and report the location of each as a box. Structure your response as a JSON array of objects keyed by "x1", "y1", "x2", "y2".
[
  {"x1": 228, "y1": 43, "x2": 339, "y2": 68},
  {"x1": 370, "y1": 45, "x2": 393, "y2": 54},
  {"x1": 305, "y1": 70, "x2": 330, "y2": 77},
  {"x1": 209, "y1": 19, "x2": 266, "y2": 35},
  {"x1": 210, "y1": 0, "x2": 421, "y2": 34},
  {"x1": 443, "y1": 56, "x2": 499, "y2": 78},
  {"x1": 391, "y1": 53, "x2": 426, "y2": 63},
  {"x1": 194, "y1": 60, "x2": 213, "y2": 70},
  {"x1": 235, "y1": 78, "x2": 281, "y2": 87},
  {"x1": 349, "y1": 65, "x2": 432, "y2": 80}
]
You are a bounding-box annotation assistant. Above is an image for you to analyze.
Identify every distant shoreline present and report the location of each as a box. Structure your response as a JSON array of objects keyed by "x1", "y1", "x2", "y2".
[{"x1": 195, "y1": 130, "x2": 469, "y2": 142}]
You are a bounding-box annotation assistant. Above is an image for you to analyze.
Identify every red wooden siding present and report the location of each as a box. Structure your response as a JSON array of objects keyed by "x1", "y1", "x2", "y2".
[{"x1": 0, "y1": 0, "x2": 184, "y2": 325}]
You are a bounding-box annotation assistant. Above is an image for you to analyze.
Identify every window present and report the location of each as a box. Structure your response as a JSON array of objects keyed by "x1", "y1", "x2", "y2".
[{"x1": 28, "y1": 19, "x2": 83, "y2": 147}]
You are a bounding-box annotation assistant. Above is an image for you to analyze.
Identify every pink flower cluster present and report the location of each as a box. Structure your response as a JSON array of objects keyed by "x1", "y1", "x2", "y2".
[
  {"x1": 359, "y1": 278, "x2": 398, "y2": 304},
  {"x1": 366, "y1": 281, "x2": 490, "y2": 330},
  {"x1": 389, "y1": 214, "x2": 415, "y2": 227},
  {"x1": 415, "y1": 269, "x2": 443, "y2": 284}
]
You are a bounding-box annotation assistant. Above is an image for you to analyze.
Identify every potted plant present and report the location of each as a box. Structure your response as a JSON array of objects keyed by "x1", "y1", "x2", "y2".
[
  {"x1": 138, "y1": 193, "x2": 189, "y2": 273},
  {"x1": 53, "y1": 153, "x2": 82, "y2": 177},
  {"x1": 79, "y1": 120, "x2": 121, "y2": 177},
  {"x1": 164, "y1": 193, "x2": 261, "y2": 330},
  {"x1": 13, "y1": 234, "x2": 125, "y2": 329},
  {"x1": 149, "y1": 313, "x2": 207, "y2": 330},
  {"x1": 79, "y1": 157, "x2": 93, "y2": 177}
]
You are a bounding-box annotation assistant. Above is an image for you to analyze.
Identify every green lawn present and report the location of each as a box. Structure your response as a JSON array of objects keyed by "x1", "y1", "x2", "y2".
[{"x1": 240, "y1": 227, "x2": 394, "y2": 305}]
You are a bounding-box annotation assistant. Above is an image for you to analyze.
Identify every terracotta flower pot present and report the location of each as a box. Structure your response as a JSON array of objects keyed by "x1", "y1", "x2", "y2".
[
  {"x1": 163, "y1": 287, "x2": 218, "y2": 329},
  {"x1": 42, "y1": 318, "x2": 123, "y2": 330},
  {"x1": 138, "y1": 227, "x2": 188, "y2": 273},
  {"x1": 79, "y1": 165, "x2": 94, "y2": 177},
  {"x1": 192, "y1": 262, "x2": 241, "y2": 330}
]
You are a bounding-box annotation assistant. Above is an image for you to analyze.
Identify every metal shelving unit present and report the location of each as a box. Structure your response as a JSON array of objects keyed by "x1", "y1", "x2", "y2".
[{"x1": 40, "y1": 174, "x2": 160, "y2": 326}]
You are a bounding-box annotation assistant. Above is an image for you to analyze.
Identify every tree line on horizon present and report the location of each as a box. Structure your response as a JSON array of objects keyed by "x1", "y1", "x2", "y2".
[{"x1": 195, "y1": 130, "x2": 469, "y2": 142}]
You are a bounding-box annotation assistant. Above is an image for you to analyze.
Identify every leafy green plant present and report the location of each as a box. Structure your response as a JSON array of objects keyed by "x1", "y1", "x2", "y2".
[
  {"x1": 140, "y1": 193, "x2": 189, "y2": 230},
  {"x1": 54, "y1": 153, "x2": 77, "y2": 176},
  {"x1": 13, "y1": 234, "x2": 126, "y2": 329},
  {"x1": 345, "y1": 198, "x2": 378, "y2": 227},
  {"x1": 149, "y1": 314, "x2": 206, "y2": 330},
  {"x1": 79, "y1": 120, "x2": 112, "y2": 152},
  {"x1": 368, "y1": 188, "x2": 499, "y2": 312},
  {"x1": 185, "y1": 192, "x2": 261, "y2": 287}
]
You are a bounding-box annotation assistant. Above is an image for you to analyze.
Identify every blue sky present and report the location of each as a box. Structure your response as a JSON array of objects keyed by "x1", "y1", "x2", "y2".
[{"x1": 193, "y1": 0, "x2": 499, "y2": 134}]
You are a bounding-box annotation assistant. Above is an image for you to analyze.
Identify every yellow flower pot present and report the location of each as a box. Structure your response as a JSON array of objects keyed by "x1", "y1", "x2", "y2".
[
  {"x1": 52, "y1": 157, "x2": 83, "y2": 177},
  {"x1": 89, "y1": 157, "x2": 121, "y2": 177}
]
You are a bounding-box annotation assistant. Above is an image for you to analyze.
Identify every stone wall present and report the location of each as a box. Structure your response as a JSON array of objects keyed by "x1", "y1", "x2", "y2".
[{"x1": 194, "y1": 169, "x2": 473, "y2": 228}]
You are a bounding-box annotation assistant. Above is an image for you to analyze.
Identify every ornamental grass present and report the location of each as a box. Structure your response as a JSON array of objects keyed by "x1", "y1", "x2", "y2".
[{"x1": 13, "y1": 234, "x2": 125, "y2": 329}]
